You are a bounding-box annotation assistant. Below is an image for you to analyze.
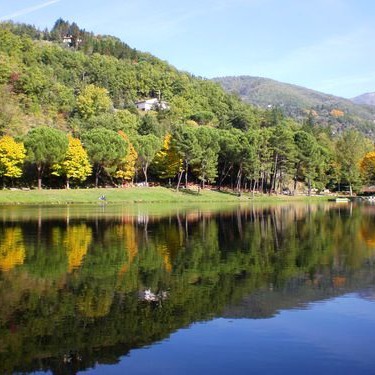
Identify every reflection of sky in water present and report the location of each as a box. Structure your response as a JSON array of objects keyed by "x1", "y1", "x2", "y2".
[{"x1": 91, "y1": 292, "x2": 375, "y2": 375}]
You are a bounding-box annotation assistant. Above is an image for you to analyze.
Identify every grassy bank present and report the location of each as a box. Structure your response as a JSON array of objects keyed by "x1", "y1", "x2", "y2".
[{"x1": 0, "y1": 187, "x2": 332, "y2": 205}]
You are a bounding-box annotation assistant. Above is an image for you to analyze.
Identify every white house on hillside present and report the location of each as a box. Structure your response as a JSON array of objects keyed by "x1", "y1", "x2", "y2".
[
  {"x1": 135, "y1": 98, "x2": 169, "y2": 111},
  {"x1": 62, "y1": 35, "x2": 82, "y2": 48}
]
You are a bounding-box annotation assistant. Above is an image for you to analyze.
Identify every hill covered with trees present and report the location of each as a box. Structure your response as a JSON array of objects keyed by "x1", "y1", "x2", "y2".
[
  {"x1": 1, "y1": 19, "x2": 375, "y2": 194},
  {"x1": 213, "y1": 76, "x2": 375, "y2": 135}
]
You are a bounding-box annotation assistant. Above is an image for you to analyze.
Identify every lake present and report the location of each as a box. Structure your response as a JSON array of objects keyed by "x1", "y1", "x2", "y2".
[{"x1": 1, "y1": 202, "x2": 375, "y2": 374}]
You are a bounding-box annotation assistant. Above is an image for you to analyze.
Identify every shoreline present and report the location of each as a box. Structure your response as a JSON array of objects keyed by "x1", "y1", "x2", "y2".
[{"x1": 0, "y1": 187, "x2": 333, "y2": 205}]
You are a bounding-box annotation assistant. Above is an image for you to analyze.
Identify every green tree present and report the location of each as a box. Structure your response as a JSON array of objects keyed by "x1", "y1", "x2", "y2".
[
  {"x1": 232, "y1": 130, "x2": 254, "y2": 193},
  {"x1": 336, "y1": 130, "x2": 372, "y2": 195},
  {"x1": 269, "y1": 122, "x2": 296, "y2": 193},
  {"x1": 76, "y1": 84, "x2": 112, "y2": 119},
  {"x1": 115, "y1": 110, "x2": 139, "y2": 136},
  {"x1": 217, "y1": 129, "x2": 240, "y2": 189},
  {"x1": 134, "y1": 134, "x2": 162, "y2": 185},
  {"x1": 172, "y1": 124, "x2": 201, "y2": 190},
  {"x1": 190, "y1": 111, "x2": 215, "y2": 126},
  {"x1": 257, "y1": 128, "x2": 273, "y2": 193},
  {"x1": 243, "y1": 129, "x2": 261, "y2": 193},
  {"x1": 195, "y1": 127, "x2": 220, "y2": 188},
  {"x1": 294, "y1": 131, "x2": 321, "y2": 195},
  {"x1": 82, "y1": 128, "x2": 128, "y2": 187},
  {"x1": 24, "y1": 127, "x2": 68, "y2": 189},
  {"x1": 138, "y1": 112, "x2": 159, "y2": 135},
  {"x1": 84, "y1": 110, "x2": 139, "y2": 135}
]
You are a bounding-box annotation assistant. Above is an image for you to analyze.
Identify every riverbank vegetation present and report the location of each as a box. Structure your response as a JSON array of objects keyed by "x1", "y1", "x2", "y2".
[{"x1": 1, "y1": 20, "x2": 375, "y2": 195}]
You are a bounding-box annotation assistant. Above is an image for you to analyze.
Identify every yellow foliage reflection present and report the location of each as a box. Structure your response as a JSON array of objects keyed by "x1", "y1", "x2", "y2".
[
  {"x1": 157, "y1": 244, "x2": 172, "y2": 273},
  {"x1": 64, "y1": 224, "x2": 92, "y2": 272},
  {"x1": 118, "y1": 224, "x2": 138, "y2": 274},
  {"x1": 360, "y1": 223, "x2": 375, "y2": 248},
  {"x1": 0, "y1": 227, "x2": 25, "y2": 271}
]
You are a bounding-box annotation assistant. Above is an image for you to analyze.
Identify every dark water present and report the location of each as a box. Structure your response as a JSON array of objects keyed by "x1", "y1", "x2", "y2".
[{"x1": 1, "y1": 203, "x2": 375, "y2": 374}]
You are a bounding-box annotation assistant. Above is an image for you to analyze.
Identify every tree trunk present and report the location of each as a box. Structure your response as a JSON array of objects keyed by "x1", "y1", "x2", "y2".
[
  {"x1": 219, "y1": 163, "x2": 233, "y2": 190},
  {"x1": 236, "y1": 165, "x2": 242, "y2": 194},
  {"x1": 252, "y1": 179, "x2": 258, "y2": 195},
  {"x1": 142, "y1": 163, "x2": 148, "y2": 186},
  {"x1": 308, "y1": 178, "x2": 311, "y2": 196},
  {"x1": 349, "y1": 183, "x2": 353, "y2": 197},
  {"x1": 293, "y1": 162, "x2": 302, "y2": 195},
  {"x1": 176, "y1": 171, "x2": 183, "y2": 191},
  {"x1": 66, "y1": 177, "x2": 70, "y2": 190},
  {"x1": 37, "y1": 164, "x2": 42, "y2": 190},
  {"x1": 293, "y1": 176, "x2": 297, "y2": 195},
  {"x1": 271, "y1": 154, "x2": 278, "y2": 194},
  {"x1": 95, "y1": 164, "x2": 103, "y2": 188},
  {"x1": 261, "y1": 172, "x2": 265, "y2": 193},
  {"x1": 279, "y1": 170, "x2": 283, "y2": 194},
  {"x1": 185, "y1": 161, "x2": 189, "y2": 189}
]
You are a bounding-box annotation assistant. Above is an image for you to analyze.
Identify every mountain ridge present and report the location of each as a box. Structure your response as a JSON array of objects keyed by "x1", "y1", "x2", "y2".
[
  {"x1": 352, "y1": 92, "x2": 375, "y2": 106},
  {"x1": 213, "y1": 75, "x2": 375, "y2": 134}
]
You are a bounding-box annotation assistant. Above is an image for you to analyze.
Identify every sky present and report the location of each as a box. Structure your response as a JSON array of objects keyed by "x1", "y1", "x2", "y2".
[{"x1": 1, "y1": 0, "x2": 374, "y2": 98}]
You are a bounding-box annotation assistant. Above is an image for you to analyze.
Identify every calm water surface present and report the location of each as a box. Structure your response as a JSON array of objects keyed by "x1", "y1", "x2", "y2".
[{"x1": 1, "y1": 202, "x2": 375, "y2": 374}]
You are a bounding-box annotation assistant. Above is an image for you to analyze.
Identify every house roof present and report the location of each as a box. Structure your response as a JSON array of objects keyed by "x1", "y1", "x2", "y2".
[{"x1": 136, "y1": 98, "x2": 163, "y2": 104}]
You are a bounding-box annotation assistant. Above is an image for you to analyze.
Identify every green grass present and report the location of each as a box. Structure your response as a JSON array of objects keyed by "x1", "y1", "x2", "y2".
[{"x1": 0, "y1": 187, "x2": 332, "y2": 205}]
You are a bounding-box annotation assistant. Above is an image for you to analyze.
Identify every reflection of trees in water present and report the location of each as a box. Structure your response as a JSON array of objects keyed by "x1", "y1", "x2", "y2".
[
  {"x1": 1, "y1": 204, "x2": 375, "y2": 373},
  {"x1": 64, "y1": 224, "x2": 93, "y2": 272},
  {"x1": 0, "y1": 227, "x2": 25, "y2": 271}
]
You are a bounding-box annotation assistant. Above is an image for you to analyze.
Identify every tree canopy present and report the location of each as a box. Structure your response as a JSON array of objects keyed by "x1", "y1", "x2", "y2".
[{"x1": 0, "y1": 20, "x2": 374, "y2": 193}]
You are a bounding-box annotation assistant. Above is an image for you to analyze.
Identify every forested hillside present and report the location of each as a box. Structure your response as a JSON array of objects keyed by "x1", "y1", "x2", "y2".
[
  {"x1": 214, "y1": 76, "x2": 375, "y2": 135},
  {"x1": 1, "y1": 20, "x2": 375, "y2": 194}
]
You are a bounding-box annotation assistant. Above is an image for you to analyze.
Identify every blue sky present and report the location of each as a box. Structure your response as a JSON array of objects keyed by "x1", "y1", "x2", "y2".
[{"x1": 1, "y1": 0, "x2": 374, "y2": 98}]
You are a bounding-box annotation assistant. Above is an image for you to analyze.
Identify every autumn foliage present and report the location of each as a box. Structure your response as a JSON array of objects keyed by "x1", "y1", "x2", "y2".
[
  {"x1": 0, "y1": 135, "x2": 26, "y2": 181},
  {"x1": 360, "y1": 151, "x2": 375, "y2": 183}
]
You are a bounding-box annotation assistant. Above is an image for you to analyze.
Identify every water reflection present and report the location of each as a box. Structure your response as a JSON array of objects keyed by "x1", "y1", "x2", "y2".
[
  {"x1": 0, "y1": 227, "x2": 25, "y2": 271},
  {"x1": 0, "y1": 203, "x2": 375, "y2": 373}
]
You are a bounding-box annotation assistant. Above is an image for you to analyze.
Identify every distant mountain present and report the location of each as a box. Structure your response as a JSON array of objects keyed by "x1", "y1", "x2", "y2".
[
  {"x1": 213, "y1": 76, "x2": 375, "y2": 134},
  {"x1": 352, "y1": 92, "x2": 375, "y2": 106}
]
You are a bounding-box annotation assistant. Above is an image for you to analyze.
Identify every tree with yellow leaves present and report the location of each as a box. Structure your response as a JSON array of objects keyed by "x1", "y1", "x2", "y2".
[
  {"x1": 151, "y1": 133, "x2": 182, "y2": 183},
  {"x1": 0, "y1": 135, "x2": 26, "y2": 186},
  {"x1": 53, "y1": 136, "x2": 92, "y2": 189},
  {"x1": 115, "y1": 131, "x2": 138, "y2": 185},
  {"x1": 360, "y1": 151, "x2": 375, "y2": 183}
]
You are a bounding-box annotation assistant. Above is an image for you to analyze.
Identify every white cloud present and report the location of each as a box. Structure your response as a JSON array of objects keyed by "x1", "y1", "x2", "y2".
[{"x1": 0, "y1": 0, "x2": 61, "y2": 21}]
